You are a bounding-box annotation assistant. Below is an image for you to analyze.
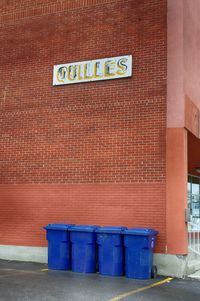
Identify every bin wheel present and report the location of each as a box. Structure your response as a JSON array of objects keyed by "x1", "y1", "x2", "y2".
[{"x1": 151, "y1": 265, "x2": 157, "y2": 278}]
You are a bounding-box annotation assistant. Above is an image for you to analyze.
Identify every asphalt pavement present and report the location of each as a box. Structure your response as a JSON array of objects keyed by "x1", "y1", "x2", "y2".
[{"x1": 0, "y1": 260, "x2": 199, "y2": 301}]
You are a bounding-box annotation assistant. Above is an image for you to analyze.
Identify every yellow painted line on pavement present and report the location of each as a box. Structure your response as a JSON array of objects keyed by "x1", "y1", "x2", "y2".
[
  {"x1": 107, "y1": 277, "x2": 173, "y2": 301},
  {"x1": 40, "y1": 269, "x2": 48, "y2": 272}
]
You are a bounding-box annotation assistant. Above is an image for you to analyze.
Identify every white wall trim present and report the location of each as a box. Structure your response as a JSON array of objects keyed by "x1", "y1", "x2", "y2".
[
  {"x1": 154, "y1": 253, "x2": 187, "y2": 278},
  {"x1": 0, "y1": 246, "x2": 190, "y2": 278},
  {"x1": 0, "y1": 245, "x2": 47, "y2": 263}
]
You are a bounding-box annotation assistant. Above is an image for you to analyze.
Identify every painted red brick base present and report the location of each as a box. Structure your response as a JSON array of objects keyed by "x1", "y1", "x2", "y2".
[{"x1": 0, "y1": 184, "x2": 165, "y2": 252}]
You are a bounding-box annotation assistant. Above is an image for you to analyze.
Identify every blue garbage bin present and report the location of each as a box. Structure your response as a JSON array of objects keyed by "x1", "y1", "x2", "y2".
[
  {"x1": 96, "y1": 226, "x2": 126, "y2": 276},
  {"x1": 44, "y1": 224, "x2": 73, "y2": 270},
  {"x1": 124, "y1": 228, "x2": 158, "y2": 279},
  {"x1": 69, "y1": 225, "x2": 98, "y2": 273}
]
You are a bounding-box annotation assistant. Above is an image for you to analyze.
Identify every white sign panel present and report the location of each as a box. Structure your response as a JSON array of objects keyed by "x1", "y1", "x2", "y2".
[{"x1": 53, "y1": 55, "x2": 132, "y2": 86}]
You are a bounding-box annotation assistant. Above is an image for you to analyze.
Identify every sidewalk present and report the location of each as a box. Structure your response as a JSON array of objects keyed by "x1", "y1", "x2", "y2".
[{"x1": 0, "y1": 260, "x2": 199, "y2": 301}]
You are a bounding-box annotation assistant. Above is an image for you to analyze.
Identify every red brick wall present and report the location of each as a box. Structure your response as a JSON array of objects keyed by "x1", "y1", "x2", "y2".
[
  {"x1": 0, "y1": 0, "x2": 115, "y2": 24},
  {"x1": 0, "y1": 0, "x2": 167, "y2": 252}
]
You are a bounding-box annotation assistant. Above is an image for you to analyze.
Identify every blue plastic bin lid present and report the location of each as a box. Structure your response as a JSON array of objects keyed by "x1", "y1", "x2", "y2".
[
  {"x1": 69, "y1": 225, "x2": 99, "y2": 233},
  {"x1": 124, "y1": 228, "x2": 158, "y2": 236},
  {"x1": 96, "y1": 226, "x2": 127, "y2": 234},
  {"x1": 44, "y1": 224, "x2": 74, "y2": 231}
]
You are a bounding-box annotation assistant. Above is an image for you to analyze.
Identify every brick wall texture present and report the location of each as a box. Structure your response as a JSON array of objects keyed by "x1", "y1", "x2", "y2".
[{"x1": 0, "y1": 0, "x2": 167, "y2": 252}]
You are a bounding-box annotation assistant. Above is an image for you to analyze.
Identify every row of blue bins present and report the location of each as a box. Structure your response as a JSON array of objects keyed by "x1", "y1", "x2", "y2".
[{"x1": 44, "y1": 224, "x2": 158, "y2": 280}]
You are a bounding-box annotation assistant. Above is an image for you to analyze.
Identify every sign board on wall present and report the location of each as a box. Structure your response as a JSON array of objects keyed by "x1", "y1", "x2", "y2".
[{"x1": 53, "y1": 55, "x2": 132, "y2": 86}]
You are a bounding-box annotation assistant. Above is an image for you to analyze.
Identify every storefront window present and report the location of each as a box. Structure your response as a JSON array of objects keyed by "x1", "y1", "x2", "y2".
[{"x1": 188, "y1": 175, "x2": 200, "y2": 223}]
